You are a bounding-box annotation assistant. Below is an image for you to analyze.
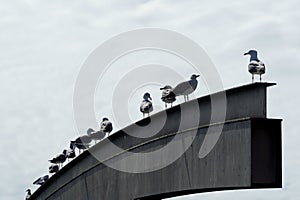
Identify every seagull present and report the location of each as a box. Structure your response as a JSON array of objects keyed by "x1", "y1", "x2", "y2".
[
  {"x1": 140, "y1": 92, "x2": 153, "y2": 117},
  {"x1": 160, "y1": 85, "x2": 176, "y2": 108},
  {"x1": 100, "y1": 117, "x2": 113, "y2": 137},
  {"x1": 70, "y1": 135, "x2": 91, "y2": 153},
  {"x1": 76, "y1": 135, "x2": 92, "y2": 145},
  {"x1": 244, "y1": 50, "x2": 266, "y2": 82},
  {"x1": 87, "y1": 128, "x2": 105, "y2": 143},
  {"x1": 49, "y1": 164, "x2": 59, "y2": 174},
  {"x1": 173, "y1": 74, "x2": 200, "y2": 102},
  {"x1": 66, "y1": 148, "x2": 76, "y2": 161},
  {"x1": 33, "y1": 175, "x2": 49, "y2": 185},
  {"x1": 25, "y1": 189, "x2": 31, "y2": 200},
  {"x1": 49, "y1": 150, "x2": 67, "y2": 167}
]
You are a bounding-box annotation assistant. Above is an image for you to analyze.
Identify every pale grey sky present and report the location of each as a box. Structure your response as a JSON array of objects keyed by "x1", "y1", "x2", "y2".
[{"x1": 0, "y1": 0, "x2": 299, "y2": 199}]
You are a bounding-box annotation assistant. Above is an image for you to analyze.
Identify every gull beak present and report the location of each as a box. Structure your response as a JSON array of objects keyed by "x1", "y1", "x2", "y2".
[
  {"x1": 160, "y1": 87, "x2": 164, "y2": 90},
  {"x1": 243, "y1": 52, "x2": 249, "y2": 56},
  {"x1": 196, "y1": 75, "x2": 200, "y2": 77},
  {"x1": 149, "y1": 96, "x2": 152, "y2": 100}
]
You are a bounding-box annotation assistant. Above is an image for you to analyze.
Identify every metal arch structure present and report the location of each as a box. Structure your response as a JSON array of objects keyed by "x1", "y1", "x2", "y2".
[{"x1": 29, "y1": 83, "x2": 282, "y2": 200}]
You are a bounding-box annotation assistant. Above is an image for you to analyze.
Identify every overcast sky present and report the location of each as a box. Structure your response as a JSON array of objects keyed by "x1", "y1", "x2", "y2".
[{"x1": 0, "y1": 0, "x2": 299, "y2": 199}]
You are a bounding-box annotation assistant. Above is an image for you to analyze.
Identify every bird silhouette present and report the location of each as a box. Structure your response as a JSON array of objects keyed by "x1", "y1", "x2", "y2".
[
  {"x1": 140, "y1": 92, "x2": 153, "y2": 118},
  {"x1": 70, "y1": 135, "x2": 91, "y2": 154},
  {"x1": 33, "y1": 175, "x2": 49, "y2": 185},
  {"x1": 25, "y1": 189, "x2": 31, "y2": 200},
  {"x1": 49, "y1": 150, "x2": 67, "y2": 167},
  {"x1": 100, "y1": 117, "x2": 113, "y2": 137},
  {"x1": 173, "y1": 74, "x2": 200, "y2": 102},
  {"x1": 244, "y1": 50, "x2": 265, "y2": 82},
  {"x1": 160, "y1": 85, "x2": 176, "y2": 108},
  {"x1": 49, "y1": 164, "x2": 59, "y2": 174},
  {"x1": 87, "y1": 128, "x2": 105, "y2": 144},
  {"x1": 66, "y1": 148, "x2": 76, "y2": 161}
]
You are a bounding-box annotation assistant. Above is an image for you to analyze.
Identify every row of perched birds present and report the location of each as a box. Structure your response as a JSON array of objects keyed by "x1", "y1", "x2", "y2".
[
  {"x1": 25, "y1": 73, "x2": 201, "y2": 199},
  {"x1": 140, "y1": 74, "x2": 200, "y2": 117},
  {"x1": 25, "y1": 118, "x2": 113, "y2": 199},
  {"x1": 140, "y1": 49, "x2": 266, "y2": 117},
  {"x1": 26, "y1": 49, "x2": 265, "y2": 199}
]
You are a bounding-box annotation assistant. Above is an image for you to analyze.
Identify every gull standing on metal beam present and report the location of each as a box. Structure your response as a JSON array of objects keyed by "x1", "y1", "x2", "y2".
[
  {"x1": 86, "y1": 128, "x2": 97, "y2": 144},
  {"x1": 100, "y1": 117, "x2": 113, "y2": 137},
  {"x1": 244, "y1": 50, "x2": 265, "y2": 82},
  {"x1": 49, "y1": 164, "x2": 59, "y2": 174},
  {"x1": 70, "y1": 134, "x2": 92, "y2": 154},
  {"x1": 66, "y1": 148, "x2": 76, "y2": 161},
  {"x1": 140, "y1": 92, "x2": 153, "y2": 118},
  {"x1": 173, "y1": 74, "x2": 200, "y2": 102},
  {"x1": 33, "y1": 175, "x2": 49, "y2": 185},
  {"x1": 87, "y1": 128, "x2": 105, "y2": 143},
  {"x1": 48, "y1": 150, "x2": 67, "y2": 168},
  {"x1": 25, "y1": 189, "x2": 31, "y2": 200},
  {"x1": 160, "y1": 85, "x2": 176, "y2": 108}
]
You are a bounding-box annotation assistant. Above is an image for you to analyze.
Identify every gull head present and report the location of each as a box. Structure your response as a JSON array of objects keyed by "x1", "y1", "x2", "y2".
[
  {"x1": 86, "y1": 128, "x2": 94, "y2": 135},
  {"x1": 143, "y1": 92, "x2": 152, "y2": 100},
  {"x1": 244, "y1": 50, "x2": 258, "y2": 56},
  {"x1": 102, "y1": 117, "x2": 108, "y2": 121},
  {"x1": 62, "y1": 149, "x2": 68, "y2": 155},
  {"x1": 190, "y1": 74, "x2": 200, "y2": 79},
  {"x1": 160, "y1": 85, "x2": 173, "y2": 90}
]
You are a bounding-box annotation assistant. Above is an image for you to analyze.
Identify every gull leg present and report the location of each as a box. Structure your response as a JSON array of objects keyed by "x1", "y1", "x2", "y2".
[
  {"x1": 252, "y1": 74, "x2": 254, "y2": 83},
  {"x1": 260, "y1": 74, "x2": 262, "y2": 82},
  {"x1": 187, "y1": 95, "x2": 189, "y2": 101},
  {"x1": 165, "y1": 103, "x2": 167, "y2": 109}
]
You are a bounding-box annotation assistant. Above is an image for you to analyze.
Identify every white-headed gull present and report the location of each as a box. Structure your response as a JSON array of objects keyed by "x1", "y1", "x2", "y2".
[
  {"x1": 173, "y1": 74, "x2": 200, "y2": 102},
  {"x1": 140, "y1": 92, "x2": 153, "y2": 118},
  {"x1": 244, "y1": 50, "x2": 266, "y2": 82},
  {"x1": 160, "y1": 85, "x2": 176, "y2": 108},
  {"x1": 33, "y1": 175, "x2": 49, "y2": 185}
]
